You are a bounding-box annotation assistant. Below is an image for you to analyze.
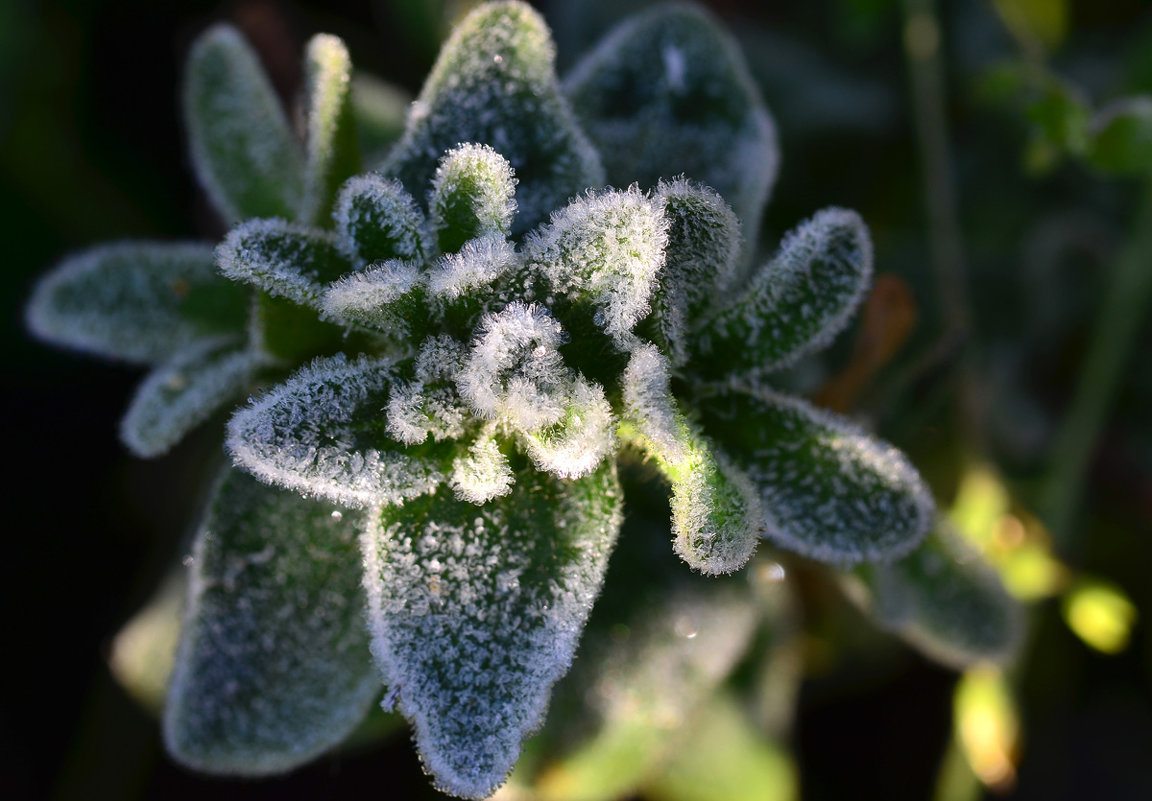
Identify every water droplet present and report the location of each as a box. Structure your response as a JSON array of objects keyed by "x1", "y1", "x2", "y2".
[
  {"x1": 182, "y1": 555, "x2": 194, "y2": 567},
  {"x1": 330, "y1": 510, "x2": 343, "y2": 520},
  {"x1": 673, "y1": 615, "x2": 698, "y2": 639},
  {"x1": 493, "y1": 54, "x2": 503, "y2": 64}
]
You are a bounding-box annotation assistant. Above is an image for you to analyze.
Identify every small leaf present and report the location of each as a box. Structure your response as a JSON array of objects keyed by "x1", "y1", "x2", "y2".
[
  {"x1": 26, "y1": 242, "x2": 247, "y2": 364},
  {"x1": 520, "y1": 376, "x2": 617, "y2": 480},
  {"x1": 184, "y1": 25, "x2": 304, "y2": 223},
  {"x1": 300, "y1": 34, "x2": 360, "y2": 226},
  {"x1": 698, "y1": 208, "x2": 873, "y2": 379},
  {"x1": 120, "y1": 337, "x2": 266, "y2": 458},
  {"x1": 321, "y1": 260, "x2": 427, "y2": 337},
  {"x1": 361, "y1": 461, "x2": 623, "y2": 799},
  {"x1": 424, "y1": 234, "x2": 518, "y2": 326},
  {"x1": 449, "y1": 424, "x2": 516, "y2": 504},
  {"x1": 565, "y1": 4, "x2": 778, "y2": 245},
  {"x1": 164, "y1": 469, "x2": 379, "y2": 774},
  {"x1": 856, "y1": 527, "x2": 1022, "y2": 668},
  {"x1": 109, "y1": 571, "x2": 186, "y2": 714},
  {"x1": 699, "y1": 387, "x2": 933, "y2": 565},
  {"x1": 351, "y1": 74, "x2": 412, "y2": 165},
  {"x1": 332, "y1": 173, "x2": 428, "y2": 264},
  {"x1": 385, "y1": 335, "x2": 469, "y2": 445},
  {"x1": 217, "y1": 218, "x2": 354, "y2": 309},
  {"x1": 227, "y1": 355, "x2": 452, "y2": 508},
  {"x1": 1088, "y1": 96, "x2": 1152, "y2": 176},
  {"x1": 384, "y1": 0, "x2": 603, "y2": 233},
  {"x1": 429, "y1": 143, "x2": 518, "y2": 254}
]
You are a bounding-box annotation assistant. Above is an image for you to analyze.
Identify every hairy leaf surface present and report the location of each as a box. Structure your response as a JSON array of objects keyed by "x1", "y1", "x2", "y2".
[
  {"x1": 429, "y1": 143, "x2": 518, "y2": 254},
  {"x1": 300, "y1": 34, "x2": 360, "y2": 226},
  {"x1": 332, "y1": 173, "x2": 427, "y2": 264}
]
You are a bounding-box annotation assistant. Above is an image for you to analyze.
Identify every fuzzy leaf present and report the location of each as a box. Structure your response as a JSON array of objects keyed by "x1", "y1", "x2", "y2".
[
  {"x1": 520, "y1": 376, "x2": 617, "y2": 480},
  {"x1": 698, "y1": 208, "x2": 873, "y2": 379},
  {"x1": 424, "y1": 234, "x2": 518, "y2": 324},
  {"x1": 217, "y1": 219, "x2": 354, "y2": 309},
  {"x1": 385, "y1": 336, "x2": 469, "y2": 446},
  {"x1": 523, "y1": 187, "x2": 667, "y2": 349},
  {"x1": 622, "y1": 345, "x2": 762, "y2": 574},
  {"x1": 858, "y1": 527, "x2": 1022, "y2": 668},
  {"x1": 184, "y1": 25, "x2": 304, "y2": 223},
  {"x1": 361, "y1": 461, "x2": 623, "y2": 799},
  {"x1": 384, "y1": 1, "x2": 603, "y2": 233},
  {"x1": 565, "y1": 5, "x2": 778, "y2": 244},
  {"x1": 26, "y1": 242, "x2": 248, "y2": 364},
  {"x1": 321, "y1": 260, "x2": 427, "y2": 337},
  {"x1": 430, "y1": 143, "x2": 518, "y2": 254},
  {"x1": 227, "y1": 355, "x2": 453, "y2": 508},
  {"x1": 351, "y1": 74, "x2": 412, "y2": 165},
  {"x1": 300, "y1": 34, "x2": 360, "y2": 226},
  {"x1": 120, "y1": 337, "x2": 265, "y2": 458},
  {"x1": 332, "y1": 173, "x2": 427, "y2": 264},
  {"x1": 699, "y1": 387, "x2": 933, "y2": 565},
  {"x1": 164, "y1": 469, "x2": 379, "y2": 774},
  {"x1": 449, "y1": 425, "x2": 516, "y2": 504}
]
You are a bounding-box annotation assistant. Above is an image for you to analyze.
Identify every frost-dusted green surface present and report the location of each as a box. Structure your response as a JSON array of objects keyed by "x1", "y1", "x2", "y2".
[
  {"x1": 565, "y1": 4, "x2": 777, "y2": 243},
  {"x1": 700, "y1": 208, "x2": 872, "y2": 378},
  {"x1": 699, "y1": 387, "x2": 933, "y2": 565},
  {"x1": 300, "y1": 34, "x2": 359, "y2": 226},
  {"x1": 164, "y1": 470, "x2": 378, "y2": 774},
  {"x1": 226, "y1": 355, "x2": 453, "y2": 508},
  {"x1": 184, "y1": 25, "x2": 304, "y2": 223},
  {"x1": 361, "y1": 462, "x2": 623, "y2": 799},
  {"x1": 26, "y1": 242, "x2": 247, "y2": 364},
  {"x1": 321, "y1": 260, "x2": 426, "y2": 336},
  {"x1": 384, "y1": 1, "x2": 603, "y2": 234},
  {"x1": 120, "y1": 337, "x2": 264, "y2": 458},
  {"x1": 861, "y1": 528, "x2": 1022, "y2": 668},
  {"x1": 430, "y1": 144, "x2": 518, "y2": 253},
  {"x1": 332, "y1": 174, "x2": 427, "y2": 264}
]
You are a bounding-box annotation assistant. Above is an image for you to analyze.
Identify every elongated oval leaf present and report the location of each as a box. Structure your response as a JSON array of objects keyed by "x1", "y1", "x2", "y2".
[
  {"x1": 698, "y1": 387, "x2": 933, "y2": 565},
  {"x1": 26, "y1": 242, "x2": 247, "y2": 364},
  {"x1": 226, "y1": 355, "x2": 453, "y2": 508},
  {"x1": 321, "y1": 260, "x2": 427, "y2": 337},
  {"x1": 384, "y1": 1, "x2": 603, "y2": 233},
  {"x1": 332, "y1": 173, "x2": 427, "y2": 264},
  {"x1": 429, "y1": 143, "x2": 518, "y2": 254},
  {"x1": 300, "y1": 34, "x2": 360, "y2": 226},
  {"x1": 361, "y1": 461, "x2": 623, "y2": 799},
  {"x1": 184, "y1": 25, "x2": 304, "y2": 223},
  {"x1": 164, "y1": 469, "x2": 379, "y2": 774}
]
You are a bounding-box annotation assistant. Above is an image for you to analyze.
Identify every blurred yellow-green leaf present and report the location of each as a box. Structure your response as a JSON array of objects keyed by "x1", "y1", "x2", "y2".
[{"x1": 1062, "y1": 579, "x2": 1138, "y2": 654}]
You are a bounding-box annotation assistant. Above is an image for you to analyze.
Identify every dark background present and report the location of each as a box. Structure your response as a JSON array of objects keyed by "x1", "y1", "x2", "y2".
[{"x1": 2, "y1": 0, "x2": 1150, "y2": 799}]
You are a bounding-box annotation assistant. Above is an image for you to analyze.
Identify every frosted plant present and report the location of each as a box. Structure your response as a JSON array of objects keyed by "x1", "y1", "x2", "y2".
[{"x1": 25, "y1": 2, "x2": 1020, "y2": 799}]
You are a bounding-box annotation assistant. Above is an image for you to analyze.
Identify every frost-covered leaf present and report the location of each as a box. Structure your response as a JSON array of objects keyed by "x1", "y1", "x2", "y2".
[
  {"x1": 699, "y1": 387, "x2": 933, "y2": 565},
  {"x1": 300, "y1": 34, "x2": 360, "y2": 226},
  {"x1": 429, "y1": 143, "x2": 518, "y2": 254},
  {"x1": 449, "y1": 424, "x2": 515, "y2": 504},
  {"x1": 184, "y1": 25, "x2": 304, "y2": 223},
  {"x1": 361, "y1": 461, "x2": 623, "y2": 799},
  {"x1": 217, "y1": 218, "x2": 353, "y2": 308},
  {"x1": 565, "y1": 5, "x2": 778, "y2": 244},
  {"x1": 622, "y1": 345, "x2": 762, "y2": 574},
  {"x1": 425, "y1": 234, "x2": 518, "y2": 325},
  {"x1": 647, "y1": 180, "x2": 742, "y2": 366},
  {"x1": 351, "y1": 74, "x2": 412, "y2": 165},
  {"x1": 523, "y1": 187, "x2": 667, "y2": 349},
  {"x1": 386, "y1": 335, "x2": 469, "y2": 446},
  {"x1": 227, "y1": 355, "x2": 453, "y2": 508},
  {"x1": 521, "y1": 376, "x2": 616, "y2": 480},
  {"x1": 856, "y1": 527, "x2": 1022, "y2": 668},
  {"x1": 164, "y1": 469, "x2": 379, "y2": 774},
  {"x1": 26, "y1": 242, "x2": 247, "y2": 364},
  {"x1": 321, "y1": 260, "x2": 426, "y2": 336},
  {"x1": 384, "y1": 1, "x2": 603, "y2": 233},
  {"x1": 121, "y1": 337, "x2": 266, "y2": 458},
  {"x1": 332, "y1": 173, "x2": 427, "y2": 264},
  {"x1": 699, "y1": 208, "x2": 872, "y2": 379}
]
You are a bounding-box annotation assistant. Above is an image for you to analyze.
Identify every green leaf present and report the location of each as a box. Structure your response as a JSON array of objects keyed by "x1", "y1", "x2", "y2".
[
  {"x1": 384, "y1": 1, "x2": 603, "y2": 234},
  {"x1": 565, "y1": 4, "x2": 778, "y2": 246},
  {"x1": 217, "y1": 218, "x2": 355, "y2": 309},
  {"x1": 1088, "y1": 97, "x2": 1152, "y2": 176},
  {"x1": 362, "y1": 461, "x2": 623, "y2": 800},
  {"x1": 164, "y1": 469, "x2": 379, "y2": 774},
  {"x1": 856, "y1": 527, "x2": 1022, "y2": 668},
  {"x1": 991, "y1": 0, "x2": 1068, "y2": 54},
  {"x1": 120, "y1": 337, "x2": 265, "y2": 458},
  {"x1": 429, "y1": 143, "x2": 518, "y2": 254},
  {"x1": 697, "y1": 208, "x2": 872, "y2": 380},
  {"x1": 321, "y1": 260, "x2": 428, "y2": 338},
  {"x1": 26, "y1": 242, "x2": 247, "y2": 364},
  {"x1": 183, "y1": 25, "x2": 304, "y2": 223},
  {"x1": 698, "y1": 387, "x2": 933, "y2": 565},
  {"x1": 351, "y1": 74, "x2": 412, "y2": 166},
  {"x1": 332, "y1": 173, "x2": 428, "y2": 264},
  {"x1": 227, "y1": 355, "x2": 455, "y2": 508},
  {"x1": 300, "y1": 34, "x2": 360, "y2": 226}
]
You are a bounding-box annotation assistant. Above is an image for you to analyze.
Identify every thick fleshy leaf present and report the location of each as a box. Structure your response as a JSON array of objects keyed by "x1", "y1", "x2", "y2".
[
  {"x1": 698, "y1": 387, "x2": 933, "y2": 565},
  {"x1": 120, "y1": 337, "x2": 265, "y2": 458},
  {"x1": 621, "y1": 345, "x2": 762, "y2": 574},
  {"x1": 332, "y1": 173, "x2": 427, "y2": 264},
  {"x1": 698, "y1": 208, "x2": 873, "y2": 379},
  {"x1": 299, "y1": 34, "x2": 360, "y2": 226},
  {"x1": 522, "y1": 187, "x2": 667, "y2": 349},
  {"x1": 321, "y1": 260, "x2": 427, "y2": 337},
  {"x1": 226, "y1": 355, "x2": 453, "y2": 508},
  {"x1": 384, "y1": 1, "x2": 603, "y2": 233},
  {"x1": 217, "y1": 218, "x2": 354, "y2": 308},
  {"x1": 184, "y1": 25, "x2": 304, "y2": 223},
  {"x1": 856, "y1": 527, "x2": 1022, "y2": 668},
  {"x1": 164, "y1": 470, "x2": 379, "y2": 774},
  {"x1": 361, "y1": 461, "x2": 623, "y2": 799},
  {"x1": 429, "y1": 143, "x2": 518, "y2": 254},
  {"x1": 26, "y1": 242, "x2": 247, "y2": 364},
  {"x1": 564, "y1": 5, "x2": 778, "y2": 245},
  {"x1": 351, "y1": 74, "x2": 412, "y2": 166}
]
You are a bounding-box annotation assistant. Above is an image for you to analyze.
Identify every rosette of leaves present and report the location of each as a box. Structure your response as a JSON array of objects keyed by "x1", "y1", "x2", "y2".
[{"x1": 25, "y1": 2, "x2": 1018, "y2": 799}]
